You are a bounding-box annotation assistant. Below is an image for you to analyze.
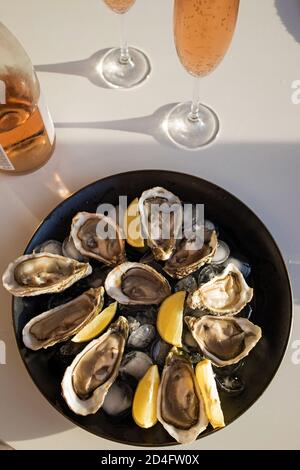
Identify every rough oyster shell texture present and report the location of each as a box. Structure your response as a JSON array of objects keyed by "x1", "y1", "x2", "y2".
[
  {"x1": 70, "y1": 211, "x2": 125, "y2": 265},
  {"x1": 157, "y1": 348, "x2": 208, "y2": 444},
  {"x1": 22, "y1": 287, "x2": 104, "y2": 350},
  {"x1": 164, "y1": 229, "x2": 218, "y2": 279},
  {"x1": 105, "y1": 262, "x2": 171, "y2": 305},
  {"x1": 2, "y1": 253, "x2": 92, "y2": 297},
  {"x1": 185, "y1": 315, "x2": 262, "y2": 367},
  {"x1": 188, "y1": 263, "x2": 253, "y2": 315},
  {"x1": 61, "y1": 316, "x2": 129, "y2": 416},
  {"x1": 138, "y1": 187, "x2": 183, "y2": 261}
]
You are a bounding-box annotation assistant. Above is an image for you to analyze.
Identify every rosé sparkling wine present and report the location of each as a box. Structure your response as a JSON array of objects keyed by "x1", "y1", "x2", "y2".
[
  {"x1": 103, "y1": 0, "x2": 136, "y2": 14},
  {"x1": 166, "y1": 0, "x2": 240, "y2": 149},
  {"x1": 174, "y1": 0, "x2": 240, "y2": 77}
]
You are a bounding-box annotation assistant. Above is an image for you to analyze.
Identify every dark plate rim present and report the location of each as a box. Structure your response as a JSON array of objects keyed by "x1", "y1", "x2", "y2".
[{"x1": 12, "y1": 169, "x2": 293, "y2": 447}]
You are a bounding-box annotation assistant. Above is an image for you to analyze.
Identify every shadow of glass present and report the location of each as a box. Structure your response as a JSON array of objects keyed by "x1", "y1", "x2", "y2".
[
  {"x1": 55, "y1": 103, "x2": 177, "y2": 148},
  {"x1": 35, "y1": 49, "x2": 115, "y2": 89},
  {"x1": 275, "y1": 0, "x2": 300, "y2": 43}
]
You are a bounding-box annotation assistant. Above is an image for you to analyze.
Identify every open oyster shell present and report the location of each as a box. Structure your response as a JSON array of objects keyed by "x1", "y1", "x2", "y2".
[
  {"x1": 105, "y1": 262, "x2": 171, "y2": 305},
  {"x1": 157, "y1": 348, "x2": 208, "y2": 444},
  {"x1": 70, "y1": 212, "x2": 125, "y2": 265},
  {"x1": 164, "y1": 229, "x2": 218, "y2": 279},
  {"x1": 61, "y1": 316, "x2": 129, "y2": 416},
  {"x1": 188, "y1": 263, "x2": 253, "y2": 315},
  {"x1": 22, "y1": 287, "x2": 104, "y2": 350},
  {"x1": 185, "y1": 315, "x2": 262, "y2": 367},
  {"x1": 138, "y1": 187, "x2": 183, "y2": 261},
  {"x1": 2, "y1": 253, "x2": 92, "y2": 297}
]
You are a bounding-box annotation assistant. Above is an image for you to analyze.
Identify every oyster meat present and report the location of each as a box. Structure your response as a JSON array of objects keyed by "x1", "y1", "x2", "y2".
[
  {"x1": 138, "y1": 187, "x2": 183, "y2": 261},
  {"x1": 61, "y1": 316, "x2": 129, "y2": 416},
  {"x1": 105, "y1": 262, "x2": 171, "y2": 305},
  {"x1": 188, "y1": 263, "x2": 253, "y2": 315},
  {"x1": 157, "y1": 348, "x2": 208, "y2": 444},
  {"x1": 185, "y1": 315, "x2": 262, "y2": 367},
  {"x1": 70, "y1": 212, "x2": 125, "y2": 265},
  {"x1": 164, "y1": 228, "x2": 218, "y2": 279},
  {"x1": 2, "y1": 253, "x2": 92, "y2": 297},
  {"x1": 22, "y1": 287, "x2": 104, "y2": 350}
]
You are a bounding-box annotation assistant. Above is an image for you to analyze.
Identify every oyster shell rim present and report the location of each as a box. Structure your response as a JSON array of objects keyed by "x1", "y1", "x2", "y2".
[
  {"x1": 2, "y1": 252, "x2": 92, "y2": 297},
  {"x1": 138, "y1": 187, "x2": 183, "y2": 261},
  {"x1": 70, "y1": 211, "x2": 126, "y2": 266},
  {"x1": 185, "y1": 315, "x2": 262, "y2": 368},
  {"x1": 104, "y1": 261, "x2": 171, "y2": 305},
  {"x1": 61, "y1": 316, "x2": 129, "y2": 416},
  {"x1": 22, "y1": 287, "x2": 104, "y2": 351},
  {"x1": 164, "y1": 230, "x2": 218, "y2": 279},
  {"x1": 157, "y1": 348, "x2": 208, "y2": 444},
  {"x1": 187, "y1": 263, "x2": 253, "y2": 315}
]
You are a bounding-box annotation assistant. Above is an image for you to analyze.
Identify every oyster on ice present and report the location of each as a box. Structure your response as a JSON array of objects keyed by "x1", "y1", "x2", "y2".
[
  {"x1": 61, "y1": 316, "x2": 129, "y2": 416},
  {"x1": 22, "y1": 287, "x2": 104, "y2": 350},
  {"x1": 70, "y1": 212, "x2": 125, "y2": 265},
  {"x1": 2, "y1": 253, "x2": 92, "y2": 297},
  {"x1": 157, "y1": 348, "x2": 208, "y2": 444},
  {"x1": 138, "y1": 187, "x2": 183, "y2": 261},
  {"x1": 188, "y1": 263, "x2": 253, "y2": 315},
  {"x1": 185, "y1": 315, "x2": 262, "y2": 367},
  {"x1": 164, "y1": 228, "x2": 218, "y2": 279},
  {"x1": 105, "y1": 262, "x2": 171, "y2": 305}
]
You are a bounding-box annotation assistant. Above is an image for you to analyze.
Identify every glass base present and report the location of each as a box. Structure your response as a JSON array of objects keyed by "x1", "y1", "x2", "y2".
[
  {"x1": 166, "y1": 102, "x2": 219, "y2": 149},
  {"x1": 99, "y1": 47, "x2": 151, "y2": 88}
]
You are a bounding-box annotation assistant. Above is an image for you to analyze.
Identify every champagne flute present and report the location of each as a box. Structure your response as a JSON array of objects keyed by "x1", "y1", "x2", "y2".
[
  {"x1": 100, "y1": 0, "x2": 151, "y2": 88},
  {"x1": 166, "y1": 0, "x2": 240, "y2": 149}
]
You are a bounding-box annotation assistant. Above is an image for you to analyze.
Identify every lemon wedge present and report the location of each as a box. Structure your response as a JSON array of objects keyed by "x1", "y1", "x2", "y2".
[
  {"x1": 157, "y1": 291, "x2": 186, "y2": 347},
  {"x1": 72, "y1": 301, "x2": 118, "y2": 343},
  {"x1": 132, "y1": 365, "x2": 160, "y2": 428},
  {"x1": 124, "y1": 197, "x2": 144, "y2": 248},
  {"x1": 195, "y1": 359, "x2": 225, "y2": 429}
]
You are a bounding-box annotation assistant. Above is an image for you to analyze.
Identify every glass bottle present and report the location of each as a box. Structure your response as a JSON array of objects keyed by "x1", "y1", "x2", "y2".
[{"x1": 0, "y1": 23, "x2": 55, "y2": 173}]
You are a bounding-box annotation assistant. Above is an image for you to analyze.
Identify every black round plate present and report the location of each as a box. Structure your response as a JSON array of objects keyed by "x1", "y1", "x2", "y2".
[{"x1": 12, "y1": 170, "x2": 292, "y2": 446}]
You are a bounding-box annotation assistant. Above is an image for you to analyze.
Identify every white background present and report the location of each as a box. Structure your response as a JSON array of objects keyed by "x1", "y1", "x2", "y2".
[{"x1": 0, "y1": 0, "x2": 300, "y2": 449}]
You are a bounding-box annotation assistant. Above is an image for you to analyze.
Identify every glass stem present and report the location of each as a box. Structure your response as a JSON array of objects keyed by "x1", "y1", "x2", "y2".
[
  {"x1": 188, "y1": 78, "x2": 201, "y2": 122},
  {"x1": 119, "y1": 14, "x2": 130, "y2": 64}
]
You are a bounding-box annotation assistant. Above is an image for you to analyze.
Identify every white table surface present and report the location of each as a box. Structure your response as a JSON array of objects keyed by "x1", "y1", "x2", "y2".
[{"x1": 1, "y1": 0, "x2": 300, "y2": 450}]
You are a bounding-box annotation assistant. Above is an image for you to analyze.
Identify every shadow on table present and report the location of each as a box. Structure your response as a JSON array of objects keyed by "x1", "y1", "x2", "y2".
[
  {"x1": 55, "y1": 103, "x2": 177, "y2": 148},
  {"x1": 274, "y1": 0, "x2": 300, "y2": 43},
  {"x1": 35, "y1": 49, "x2": 113, "y2": 89}
]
